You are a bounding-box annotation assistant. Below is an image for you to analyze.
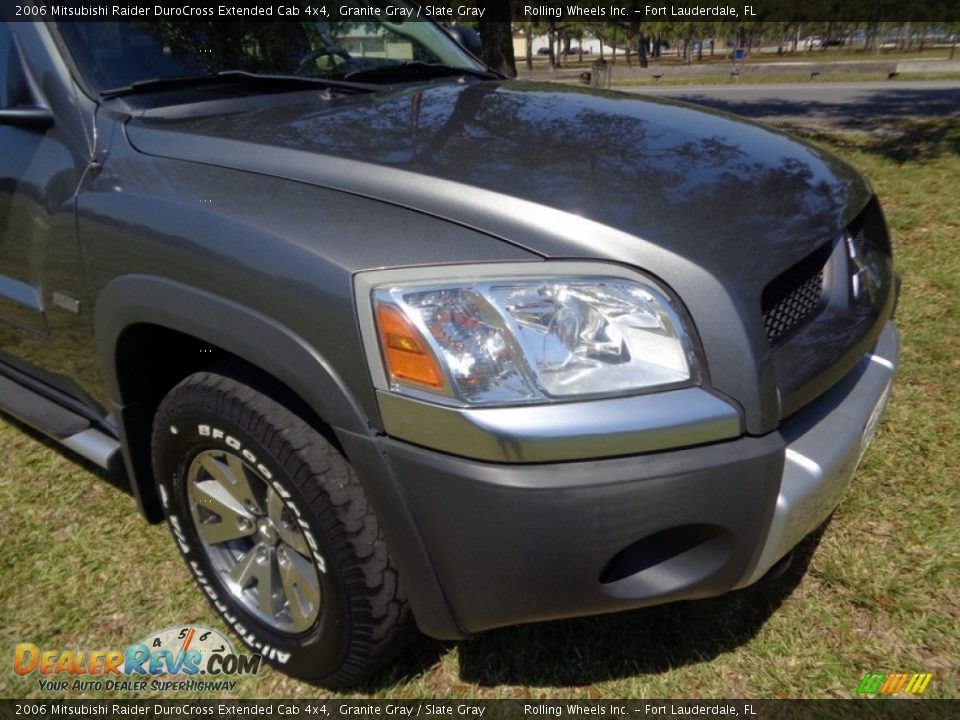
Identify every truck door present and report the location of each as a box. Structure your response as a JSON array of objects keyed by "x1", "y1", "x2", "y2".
[{"x1": 0, "y1": 21, "x2": 98, "y2": 407}]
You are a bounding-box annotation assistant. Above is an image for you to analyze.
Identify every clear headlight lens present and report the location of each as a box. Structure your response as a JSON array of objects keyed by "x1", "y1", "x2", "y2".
[{"x1": 372, "y1": 275, "x2": 698, "y2": 406}]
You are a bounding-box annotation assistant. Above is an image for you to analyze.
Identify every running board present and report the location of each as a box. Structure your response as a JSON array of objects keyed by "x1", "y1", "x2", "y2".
[
  {"x1": 0, "y1": 372, "x2": 89, "y2": 437},
  {"x1": 62, "y1": 428, "x2": 122, "y2": 470},
  {"x1": 0, "y1": 373, "x2": 121, "y2": 471}
]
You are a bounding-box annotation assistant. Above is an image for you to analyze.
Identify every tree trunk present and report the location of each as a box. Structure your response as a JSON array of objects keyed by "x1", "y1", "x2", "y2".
[
  {"x1": 561, "y1": 34, "x2": 571, "y2": 66},
  {"x1": 524, "y1": 22, "x2": 533, "y2": 72},
  {"x1": 549, "y1": 23, "x2": 558, "y2": 69},
  {"x1": 478, "y1": 21, "x2": 517, "y2": 77}
]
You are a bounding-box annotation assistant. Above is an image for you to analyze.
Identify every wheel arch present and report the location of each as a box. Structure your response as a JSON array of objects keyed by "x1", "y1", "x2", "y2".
[{"x1": 95, "y1": 275, "x2": 375, "y2": 521}]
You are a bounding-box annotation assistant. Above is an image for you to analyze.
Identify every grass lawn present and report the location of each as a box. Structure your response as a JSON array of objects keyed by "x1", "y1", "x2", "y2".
[{"x1": 1, "y1": 119, "x2": 957, "y2": 701}]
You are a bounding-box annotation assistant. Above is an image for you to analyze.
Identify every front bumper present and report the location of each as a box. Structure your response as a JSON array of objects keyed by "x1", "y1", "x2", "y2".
[
  {"x1": 737, "y1": 322, "x2": 897, "y2": 587},
  {"x1": 347, "y1": 322, "x2": 898, "y2": 638}
]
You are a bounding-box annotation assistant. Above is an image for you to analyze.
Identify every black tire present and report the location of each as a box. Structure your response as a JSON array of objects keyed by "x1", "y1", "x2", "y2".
[{"x1": 151, "y1": 371, "x2": 411, "y2": 687}]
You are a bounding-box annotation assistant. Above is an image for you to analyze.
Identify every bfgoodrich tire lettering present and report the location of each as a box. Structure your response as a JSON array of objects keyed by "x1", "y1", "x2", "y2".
[{"x1": 151, "y1": 371, "x2": 410, "y2": 687}]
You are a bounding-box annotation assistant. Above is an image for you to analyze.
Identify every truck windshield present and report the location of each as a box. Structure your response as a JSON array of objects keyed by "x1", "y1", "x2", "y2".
[{"x1": 54, "y1": 3, "x2": 486, "y2": 96}]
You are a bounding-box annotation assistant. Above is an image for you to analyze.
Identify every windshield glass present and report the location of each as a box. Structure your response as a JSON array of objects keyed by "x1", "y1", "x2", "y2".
[{"x1": 54, "y1": 2, "x2": 485, "y2": 95}]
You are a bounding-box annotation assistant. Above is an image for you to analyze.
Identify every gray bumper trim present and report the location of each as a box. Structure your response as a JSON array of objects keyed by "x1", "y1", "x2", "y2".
[
  {"x1": 378, "y1": 386, "x2": 741, "y2": 462},
  {"x1": 737, "y1": 321, "x2": 899, "y2": 587}
]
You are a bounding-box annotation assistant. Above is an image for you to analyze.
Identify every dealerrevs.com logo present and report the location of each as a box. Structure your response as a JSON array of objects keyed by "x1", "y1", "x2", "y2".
[{"x1": 13, "y1": 625, "x2": 260, "y2": 693}]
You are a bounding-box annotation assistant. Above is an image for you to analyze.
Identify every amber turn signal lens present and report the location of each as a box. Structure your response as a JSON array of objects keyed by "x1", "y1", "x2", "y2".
[{"x1": 375, "y1": 303, "x2": 445, "y2": 389}]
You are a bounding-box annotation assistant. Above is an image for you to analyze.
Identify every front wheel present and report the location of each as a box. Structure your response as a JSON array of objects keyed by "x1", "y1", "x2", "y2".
[{"x1": 151, "y1": 371, "x2": 411, "y2": 687}]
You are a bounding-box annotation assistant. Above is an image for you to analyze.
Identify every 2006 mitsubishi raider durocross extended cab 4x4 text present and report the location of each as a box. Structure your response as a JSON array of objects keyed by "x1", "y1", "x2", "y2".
[{"x1": 0, "y1": 11, "x2": 898, "y2": 687}]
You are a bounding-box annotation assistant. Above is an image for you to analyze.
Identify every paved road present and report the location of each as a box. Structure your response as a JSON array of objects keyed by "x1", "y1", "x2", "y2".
[{"x1": 619, "y1": 81, "x2": 960, "y2": 127}]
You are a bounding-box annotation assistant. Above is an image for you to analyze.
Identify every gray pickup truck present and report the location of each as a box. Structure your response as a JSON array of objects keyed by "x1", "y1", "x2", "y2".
[{"x1": 0, "y1": 11, "x2": 898, "y2": 687}]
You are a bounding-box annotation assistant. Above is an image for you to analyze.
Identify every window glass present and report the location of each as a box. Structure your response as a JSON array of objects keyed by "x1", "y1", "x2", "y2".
[{"x1": 54, "y1": 7, "x2": 482, "y2": 95}]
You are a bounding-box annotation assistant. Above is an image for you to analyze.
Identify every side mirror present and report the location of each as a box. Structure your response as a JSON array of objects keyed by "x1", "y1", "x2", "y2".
[
  {"x1": 0, "y1": 106, "x2": 54, "y2": 130},
  {"x1": 445, "y1": 26, "x2": 482, "y2": 57}
]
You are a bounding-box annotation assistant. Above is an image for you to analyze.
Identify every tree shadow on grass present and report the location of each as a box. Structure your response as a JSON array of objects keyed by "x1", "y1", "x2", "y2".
[
  {"x1": 780, "y1": 117, "x2": 960, "y2": 165},
  {"x1": 455, "y1": 525, "x2": 827, "y2": 688},
  {"x1": 675, "y1": 85, "x2": 960, "y2": 129},
  {"x1": 661, "y1": 85, "x2": 960, "y2": 163}
]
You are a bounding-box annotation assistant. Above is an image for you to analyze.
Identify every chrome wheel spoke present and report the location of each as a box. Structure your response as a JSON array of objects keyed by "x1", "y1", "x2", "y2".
[
  {"x1": 258, "y1": 554, "x2": 283, "y2": 619},
  {"x1": 200, "y1": 453, "x2": 264, "y2": 515},
  {"x1": 266, "y1": 488, "x2": 286, "y2": 526},
  {"x1": 279, "y1": 546, "x2": 321, "y2": 628},
  {"x1": 229, "y1": 544, "x2": 282, "y2": 618},
  {"x1": 195, "y1": 512, "x2": 256, "y2": 545},
  {"x1": 228, "y1": 544, "x2": 263, "y2": 588},
  {"x1": 269, "y1": 490, "x2": 310, "y2": 557},
  {"x1": 189, "y1": 479, "x2": 256, "y2": 546}
]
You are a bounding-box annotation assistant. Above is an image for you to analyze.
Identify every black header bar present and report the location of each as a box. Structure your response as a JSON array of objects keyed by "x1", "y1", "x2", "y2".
[{"x1": 5, "y1": 0, "x2": 960, "y2": 23}]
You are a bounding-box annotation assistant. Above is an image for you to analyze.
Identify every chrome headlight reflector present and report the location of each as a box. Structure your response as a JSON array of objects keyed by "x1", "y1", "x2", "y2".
[{"x1": 359, "y1": 265, "x2": 699, "y2": 406}]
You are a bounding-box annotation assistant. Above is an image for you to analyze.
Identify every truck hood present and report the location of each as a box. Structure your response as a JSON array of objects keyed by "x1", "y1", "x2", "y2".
[
  {"x1": 122, "y1": 79, "x2": 878, "y2": 433},
  {"x1": 124, "y1": 80, "x2": 871, "y2": 282}
]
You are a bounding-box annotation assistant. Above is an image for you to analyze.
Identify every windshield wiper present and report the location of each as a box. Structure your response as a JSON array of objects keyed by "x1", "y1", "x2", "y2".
[
  {"x1": 100, "y1": 70, "x2": 378, "y2": 99},
  {"x1": 342, "y1": 62, "x2": 501, "y2": 83}
]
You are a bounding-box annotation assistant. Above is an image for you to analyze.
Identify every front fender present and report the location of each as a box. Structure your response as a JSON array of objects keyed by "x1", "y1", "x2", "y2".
[{"x1": 95, "y1": 274, "x2": 371, "y2": 435}]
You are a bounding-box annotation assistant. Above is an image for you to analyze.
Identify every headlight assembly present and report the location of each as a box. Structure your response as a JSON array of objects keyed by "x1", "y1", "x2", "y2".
[{"x1": 357, "y1": 264, "x2": 700, "y2": 406}]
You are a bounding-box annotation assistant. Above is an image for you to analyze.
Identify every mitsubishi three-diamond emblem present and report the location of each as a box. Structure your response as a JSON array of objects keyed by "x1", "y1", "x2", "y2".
[{"x1": 847, "y1": 232, "x2": 881, "y2": 306}]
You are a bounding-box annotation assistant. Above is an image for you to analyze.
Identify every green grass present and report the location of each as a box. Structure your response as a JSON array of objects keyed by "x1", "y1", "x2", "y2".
[{"x1": 1, "y1": 118, "x2": 958, "y2": 701}]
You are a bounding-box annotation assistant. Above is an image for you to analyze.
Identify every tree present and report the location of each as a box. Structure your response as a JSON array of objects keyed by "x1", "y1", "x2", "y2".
[
  {"x1": 477, "y1": 21, "x2": 517, "y2": 76},
  {"x1": 523, "y1": 21, "x2": 534, "y2": 71}
]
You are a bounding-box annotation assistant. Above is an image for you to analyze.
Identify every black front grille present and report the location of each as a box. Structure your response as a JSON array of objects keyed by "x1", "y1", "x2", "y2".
[{"x1": 762, "y1": 242, "x2": 832, "y2": 344}]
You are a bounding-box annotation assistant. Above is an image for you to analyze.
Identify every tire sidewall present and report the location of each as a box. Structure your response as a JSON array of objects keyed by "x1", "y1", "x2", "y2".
[{"x1": 153, "y1": 401, "x2": 351, "y2": 680}]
